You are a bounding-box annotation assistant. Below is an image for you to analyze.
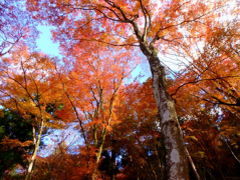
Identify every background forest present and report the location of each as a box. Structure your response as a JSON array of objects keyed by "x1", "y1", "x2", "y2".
[{"x1": 0, "y1": 0, "x2": 239, "y2": 179}]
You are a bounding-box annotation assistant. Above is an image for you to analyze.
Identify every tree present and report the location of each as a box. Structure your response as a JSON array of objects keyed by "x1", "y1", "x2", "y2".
[
  {"x1": 0, "y1": 46, "x2": 64, "y2": 179},
  {"x1": 53, "y1": 44, "x2": 137, "y2": 179},
  {"x1": 25, "y1": 0, "x2": 233, "y2": 178},
  {"x1": 0, "y1": 0, "x2": 37, "y2": 57},
  {"x1": 106, "y1": 79, "x2": 164, "y2": 179},
  {"x1": 169, "y1": 20, "x2": 240, "y2": 179}
]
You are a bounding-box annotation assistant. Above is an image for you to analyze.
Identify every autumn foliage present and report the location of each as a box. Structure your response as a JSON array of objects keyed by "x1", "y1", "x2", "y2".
[{"x1": 0, "y1": 0, "x2": 239, "y2": 180}]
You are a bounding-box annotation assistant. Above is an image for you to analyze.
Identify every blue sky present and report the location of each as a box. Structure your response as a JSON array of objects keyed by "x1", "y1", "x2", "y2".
[{"x1": 36, "y1": 25, "x2": 61, "y2": 57}]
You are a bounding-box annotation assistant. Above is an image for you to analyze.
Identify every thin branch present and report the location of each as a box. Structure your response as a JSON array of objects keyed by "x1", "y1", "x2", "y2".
[
  {"x1": 171, "y1": 75, "x2": 240, "y2": 97},
  {"x1": 139, "y1": 0, "x2": 148, "y2": 41},
  {"x1": 220, "y1": 135, "x2": 240, "y2": 164},
  {"x1": 76, "y1": 38, "x2": 139, "y2": 47}
]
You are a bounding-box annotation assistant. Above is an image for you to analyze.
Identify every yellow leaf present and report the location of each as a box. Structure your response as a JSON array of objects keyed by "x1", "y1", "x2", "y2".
[{"x1": 185, "y1": 135, "x2": 198, "y2": 142}]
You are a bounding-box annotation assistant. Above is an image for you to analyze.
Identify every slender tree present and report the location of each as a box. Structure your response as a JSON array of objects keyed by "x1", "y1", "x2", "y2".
[
  {"x1": 53, "y1": 44, "x2": 137, "y2": 179},
  {"x1": 0, "y1": 47, "x2": 64, "y2": 179}
]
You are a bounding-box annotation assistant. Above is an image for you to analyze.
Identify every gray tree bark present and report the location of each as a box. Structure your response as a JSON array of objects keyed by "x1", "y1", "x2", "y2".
[{"x1": 140, "y1": 43, "x2": 189, "y2": 180}]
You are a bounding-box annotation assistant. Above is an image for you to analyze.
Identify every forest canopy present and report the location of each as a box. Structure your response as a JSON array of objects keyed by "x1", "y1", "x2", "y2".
[{"x1": 0, "y1": 0, "x2": 239, "y2": 179}]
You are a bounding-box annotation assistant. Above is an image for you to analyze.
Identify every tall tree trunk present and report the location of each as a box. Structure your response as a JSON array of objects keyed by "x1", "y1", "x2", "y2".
[
  {"x1": 25, "y1": 120, "x2": 44, "y2": 180},
  {"x1": 92, "y1": 129, "x2": 107, "y2": 180},
  {"x1": 140, "y1": 43, "x2": 189, "y2": 180}
]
